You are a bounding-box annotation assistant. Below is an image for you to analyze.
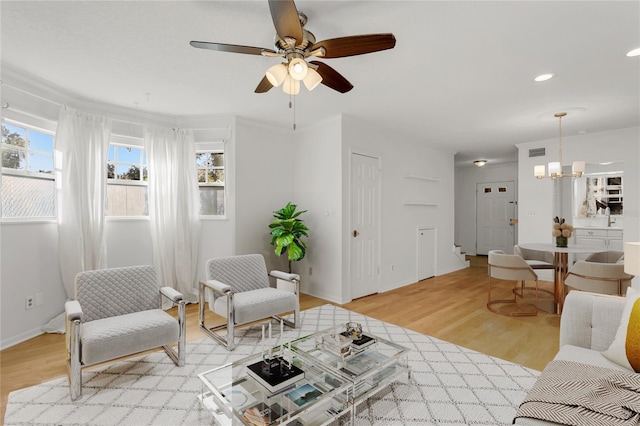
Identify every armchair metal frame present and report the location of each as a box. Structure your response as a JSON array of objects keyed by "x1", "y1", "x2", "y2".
[
  {"x1": 198, "y1": 255, "x2": 300, "y2": 351},
  {"x1": 65, "y1": 266, "x2": 186, "y2": 401}
]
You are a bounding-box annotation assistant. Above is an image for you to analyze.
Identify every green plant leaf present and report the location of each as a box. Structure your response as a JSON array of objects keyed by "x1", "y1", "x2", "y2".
[{"x1": 287, "y1": 242, "x2": 304, "y2": 261}]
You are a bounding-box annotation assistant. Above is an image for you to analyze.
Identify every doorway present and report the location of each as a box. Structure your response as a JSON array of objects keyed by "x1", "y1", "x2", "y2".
[
  {"x1": 350, "y1": 152, "x2": 381, "y2": 300},
  {"x1": 476, "y1": 181, "x2": 516, "y2": 255}
]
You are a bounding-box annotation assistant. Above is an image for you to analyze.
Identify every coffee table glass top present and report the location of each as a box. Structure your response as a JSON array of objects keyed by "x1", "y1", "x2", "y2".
[
  {"x1": 198, "y1": 326, "x2": 411, "y2": 425},
  {"x1": 198, "y1": 345, "x2": 351, "y2": 426},
  {"x1": 290, "y1": 325, "x2": 411, "y2": 402}
]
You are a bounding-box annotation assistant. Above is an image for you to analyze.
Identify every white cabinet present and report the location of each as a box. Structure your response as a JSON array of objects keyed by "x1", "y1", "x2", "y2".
[{"x1": 574, "y1": 228, "x2": 623, "y2": 261}]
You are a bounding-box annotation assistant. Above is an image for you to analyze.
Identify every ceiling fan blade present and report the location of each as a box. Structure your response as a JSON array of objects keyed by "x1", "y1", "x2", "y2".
[
  {"x1": 309, "y1": 61, "x2": 353, "y2": 93},
  {"x1": 268, "y1": 0, "x2": 303, "y2": 43},
  {"x1": 190, "y1": 41, "x2": 276, "y2": 56},
  {"x1": 311, "y1": 33, "x2": 396, "y2": 59},
  {"x1": 254, "y1": 75, "x2": 274, "y2": 93}
]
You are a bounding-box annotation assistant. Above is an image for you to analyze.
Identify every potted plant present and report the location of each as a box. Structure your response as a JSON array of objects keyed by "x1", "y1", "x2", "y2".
[{"x1": 269, "y1": 202, "x2": 309, "y2": 272}]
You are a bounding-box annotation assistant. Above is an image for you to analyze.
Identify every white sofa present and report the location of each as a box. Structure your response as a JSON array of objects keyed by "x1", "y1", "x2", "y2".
[{"x1": 514, "y1": 290, "x2": 628, "y2": 426}]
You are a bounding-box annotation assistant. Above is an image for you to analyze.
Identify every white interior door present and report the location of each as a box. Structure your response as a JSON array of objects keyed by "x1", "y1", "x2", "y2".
[
  {"x1": 476, "y1": 181, "x2": 516, "y2": 255},
  {"x1": 350, "y1": 153, "x2": 380, "y2": 300},
  {"x1": 417, "y1": 228, "x2": 436, "y2": 280}
]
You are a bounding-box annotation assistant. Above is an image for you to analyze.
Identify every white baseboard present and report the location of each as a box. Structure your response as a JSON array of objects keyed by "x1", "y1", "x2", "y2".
[
  {"x1": 436, "y1": 263, "x2": 468, "y2": 276},
  {"x1": 1, "y1": 326, "x2": 45, "y2": 351}
]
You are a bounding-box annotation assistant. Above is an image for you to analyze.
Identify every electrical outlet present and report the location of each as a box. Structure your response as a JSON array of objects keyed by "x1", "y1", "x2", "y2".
[
  {"x1": 25, "y1": 296, "x2": 34, "y2": 310},
  {"x1": 391, "y1": 264, "x2": 395, "y2": 271},
  {"x1": 308, "y1": 267, "x2": 313, "y2": 276}
]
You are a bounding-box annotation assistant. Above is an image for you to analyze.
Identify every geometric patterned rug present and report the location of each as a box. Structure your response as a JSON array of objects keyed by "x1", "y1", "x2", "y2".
[{"x1": 5, "y1": 304, "x2": 539, "y2": 425}]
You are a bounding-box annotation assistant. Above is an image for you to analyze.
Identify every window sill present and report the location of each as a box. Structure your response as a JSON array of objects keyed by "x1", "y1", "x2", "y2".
[
  {"x1": 199, "y1": 215, "x2": 228, "y2": 221},
  {"x1": 1, "y1": 218, "x2": 57, "y2": 225}
]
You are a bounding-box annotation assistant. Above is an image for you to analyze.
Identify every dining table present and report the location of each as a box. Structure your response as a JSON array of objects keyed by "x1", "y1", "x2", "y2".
[{"x1": 518, "y1": 243, "x2": 608, "y2": 314}]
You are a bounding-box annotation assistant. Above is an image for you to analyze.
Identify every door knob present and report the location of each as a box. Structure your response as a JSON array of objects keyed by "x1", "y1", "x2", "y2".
[{"x1": 353, "y1": 230, "x2": 359, "y2": 237}]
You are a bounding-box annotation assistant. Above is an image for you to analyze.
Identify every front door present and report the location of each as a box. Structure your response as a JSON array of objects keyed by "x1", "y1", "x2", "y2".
[
  {"x1": 476, "y1": 181, "x2": 516, "y2": 255},
  {"x1": 350, "y1": 153, "x2": 380, "y2": 300}
]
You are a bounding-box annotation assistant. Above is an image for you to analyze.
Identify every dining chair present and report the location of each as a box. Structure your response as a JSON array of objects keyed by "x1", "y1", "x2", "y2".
[
  {"x1": 565, "y1": 251, "x2": 633, "y2": 296},
  {"x1": 488, "y1": 250, "x2": 539, "y2": 316}
]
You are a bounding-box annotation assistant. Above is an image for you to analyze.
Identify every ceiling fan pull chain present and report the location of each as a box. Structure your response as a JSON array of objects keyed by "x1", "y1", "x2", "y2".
[{"x1": 292, "y1": 92, "x2": 297, "y2": 130}]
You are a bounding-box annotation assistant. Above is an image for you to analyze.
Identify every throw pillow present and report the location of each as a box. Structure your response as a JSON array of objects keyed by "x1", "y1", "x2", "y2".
[{"x1": 602, "y1": 287, "x2": 640, "y2": 372}]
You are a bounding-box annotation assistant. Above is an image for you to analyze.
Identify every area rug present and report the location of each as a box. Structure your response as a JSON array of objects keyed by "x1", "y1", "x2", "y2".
[{"x1": 5, "y1": 304, "x2": 539, "y2": 425}]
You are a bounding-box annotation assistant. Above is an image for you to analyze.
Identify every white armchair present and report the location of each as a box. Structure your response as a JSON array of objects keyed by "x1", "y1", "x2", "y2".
[
  {"x1": 199, "y1": 254, "x2": 300, "y2": 350},
  {"x1": 64, "y1": 265, "x2": 186, "y2": 400}
]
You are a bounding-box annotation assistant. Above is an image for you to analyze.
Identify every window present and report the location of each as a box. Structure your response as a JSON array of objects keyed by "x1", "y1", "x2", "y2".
[
  {"x1": 1, "y1": 120, "x2": 56, "y2": 219},
  {"x1": 106, "y1": 142, "x2": 148, "y2": 216},
  {"x1": 196, "y1": 150, "x2": 225, "y2": 216}
]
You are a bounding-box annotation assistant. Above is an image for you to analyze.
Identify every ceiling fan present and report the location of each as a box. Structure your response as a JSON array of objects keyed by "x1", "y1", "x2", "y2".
[{"x1": 190, "y1": 0, "x2": 396, "y2": 95}]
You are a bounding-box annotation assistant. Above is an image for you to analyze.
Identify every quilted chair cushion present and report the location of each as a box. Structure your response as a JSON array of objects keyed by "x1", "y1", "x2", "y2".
[
  {"x1": 206, "y1": 255, "x2": 270, "y2": 296},
  {"x1": 75, "y1": 266, "x2": 159, "y2": 323},
  {"x1": 80, "y1": 309, "x2": 179, "y2": 366},
  {"x1": 213, "y1": 287, "x2": 297, "y2": 325}
]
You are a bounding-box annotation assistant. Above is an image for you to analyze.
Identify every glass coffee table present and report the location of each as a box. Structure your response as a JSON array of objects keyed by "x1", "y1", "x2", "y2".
[{"x1": 198, "y1": 325, "x2": 411, "y2": 425}]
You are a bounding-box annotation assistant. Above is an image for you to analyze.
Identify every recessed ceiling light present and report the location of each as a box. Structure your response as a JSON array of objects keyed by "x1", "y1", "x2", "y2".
[
  {"x1": 627, "y1": 47, "x2": 640, "y2": 57},
  {"x1": 474, "y1": 160, "x2": 487, "y2": 167},
  {"x1": 534, "y1": 73, "x2": 554, "y2": 82}
]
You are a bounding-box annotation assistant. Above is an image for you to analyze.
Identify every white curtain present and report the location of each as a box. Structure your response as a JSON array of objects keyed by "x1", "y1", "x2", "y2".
[
  {"x1": 144, "y1": 127, "x2": 200, "y2": 298},
  {"x1": 56, "y1": 106, "x2": 112, "y2": 298}
]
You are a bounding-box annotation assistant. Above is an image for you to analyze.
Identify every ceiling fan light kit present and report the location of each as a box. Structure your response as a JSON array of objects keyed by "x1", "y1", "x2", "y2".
[
  {"x1": 266, "y1": 63, "x2": 288, "y2": 87},
  {"x1": 282, "y1": 75, "x2": 300, "y2": 95},
  {"x1": 190, "y1": 0, "x2": 396, "y2": 97},
  {"x1": 303, "y1": 67, "x2": 322, "y2": 91}
]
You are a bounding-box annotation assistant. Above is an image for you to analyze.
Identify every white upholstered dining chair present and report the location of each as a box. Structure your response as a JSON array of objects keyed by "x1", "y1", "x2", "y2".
[
  {"x1": 64, "y1": 265, "x2": 186, "y2": 400},
  {"x1": 199, "y1": 254, "x2": 300, "y2": 350},
  {"x1": 488, "y1": 250, "x2": 539, "y2": 316},
  {"x1": 565, "y1": 251, "x2": 633, "y2": 296}
]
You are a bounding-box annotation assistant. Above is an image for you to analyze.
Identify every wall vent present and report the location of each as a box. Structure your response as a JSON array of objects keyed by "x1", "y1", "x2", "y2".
[{"x1": 529, "y1": 147, "x2": 545, "y2": 158}]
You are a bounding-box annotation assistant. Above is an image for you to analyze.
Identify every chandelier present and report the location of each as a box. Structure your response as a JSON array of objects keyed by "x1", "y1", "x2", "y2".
[{"x1": 534, "y1": 112, "x2": 585, "y2": 179}]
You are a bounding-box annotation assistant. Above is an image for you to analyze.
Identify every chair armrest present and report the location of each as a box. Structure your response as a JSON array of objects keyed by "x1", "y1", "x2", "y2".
[
  {"x1": 65, "y1": 300, "x2": 83, "y2": 322},
  {"x1": 270, "y1": 270, "x2": 300, "y2": 282},
  {"x1": 160, "y1": 287, "x2": 184, "y2": 303},
  {"x1": 201, "y1": 279, "x2": 232, "y2": 294}
]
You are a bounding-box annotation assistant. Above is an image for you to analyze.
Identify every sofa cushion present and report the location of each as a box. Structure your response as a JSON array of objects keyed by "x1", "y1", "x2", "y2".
[
  {"x1": 81, "y1": 309, "x2": 179, "y2": 366},
  {"x1": 213, "y1": 287, "x2": 297, "y2": 325},
  {"x1": 602, "y1": 287, "x2": 640, "y2": 372},
  {"x1": 554, "y1": 344, "x2": 631, "y2": 373}
]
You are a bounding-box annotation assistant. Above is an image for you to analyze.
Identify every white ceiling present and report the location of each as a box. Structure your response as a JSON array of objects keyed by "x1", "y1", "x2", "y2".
[{"x1": 2, "y1": 1, "x2": 639, "y2": 167}]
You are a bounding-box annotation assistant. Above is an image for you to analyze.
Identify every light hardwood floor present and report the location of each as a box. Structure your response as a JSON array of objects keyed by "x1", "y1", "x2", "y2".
[{"x1": 0, "y1": 256, "x2": 560, "y2": 422}]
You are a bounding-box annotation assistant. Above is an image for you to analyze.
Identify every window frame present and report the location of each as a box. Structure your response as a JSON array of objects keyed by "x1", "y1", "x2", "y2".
[
  {"x1": 1, "y1": 118, "x2": 57, "y2": 222},
  {"x1": 196, "y1": 144, "x2": 226, "y2": 218},
  {"x1": 106, "y1": 137, "x2": 149, "y2": 217}
]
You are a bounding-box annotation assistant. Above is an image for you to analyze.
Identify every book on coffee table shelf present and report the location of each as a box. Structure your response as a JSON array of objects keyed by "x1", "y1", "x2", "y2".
[
  {"x1": 222, "y1": 384, "x2": 258, "y2": 410},
  {"x1": 246, "y1": 357, "x2": 305, "y2": 393},
  {"x1": 242, "y1": 402, "x2": 288, "y2": 426},
  {"x1": 339, "y1": 350, "x2": 388, "y2": 378},
  {"x1": 285, "y1": 383, "x2": 323, "y2": 408}
]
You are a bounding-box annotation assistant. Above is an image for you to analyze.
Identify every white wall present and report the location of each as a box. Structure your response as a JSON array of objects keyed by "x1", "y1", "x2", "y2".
[
  {"x1": 454, "y1": 162, "x2": 518, "y2": 255},
  {"x1": 234, "y1": 118, "x2": 296, "y2": 273},
  {"x1": 341, "y1": 115, "x2": 463, "y2": 302},
  {"x1": 517, "y1": 126, "x2": 640, "y2": 287},
  {"x1": 292, "y1": 116, "x2": 343, "y2": 303}
]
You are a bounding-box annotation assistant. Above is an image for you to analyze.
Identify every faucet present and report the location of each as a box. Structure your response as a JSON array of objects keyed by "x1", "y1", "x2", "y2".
[{"x1": 605, "y1": 207, "x2": 615, "y2": 227}]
